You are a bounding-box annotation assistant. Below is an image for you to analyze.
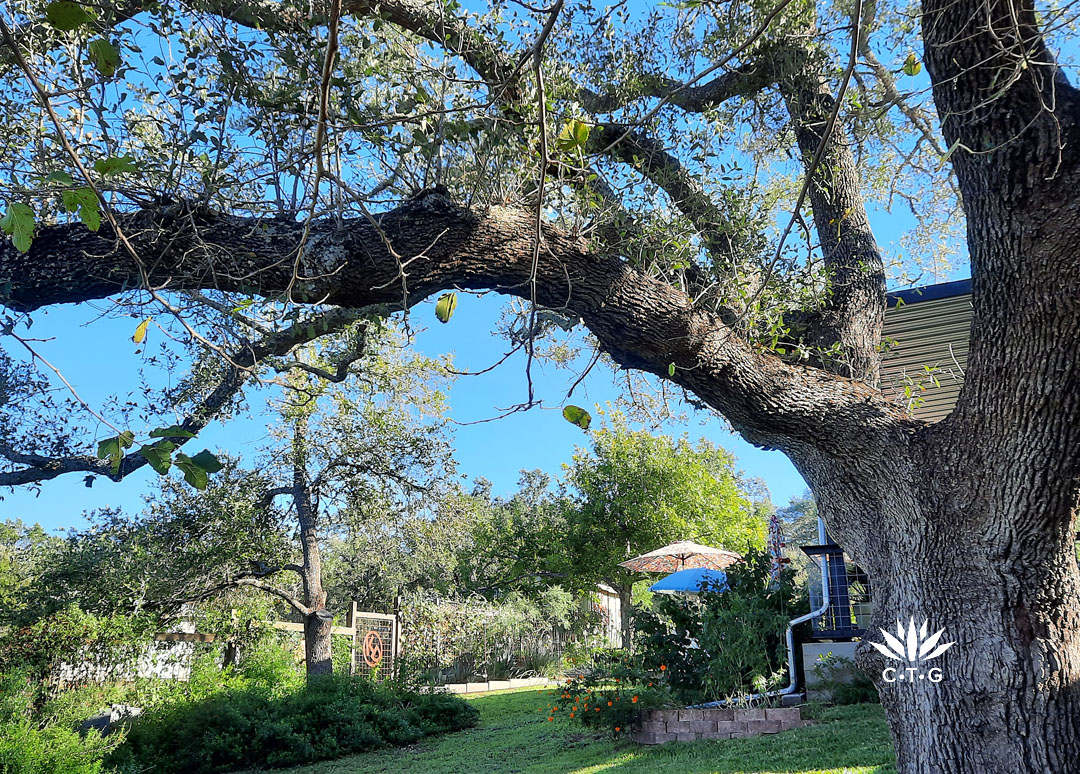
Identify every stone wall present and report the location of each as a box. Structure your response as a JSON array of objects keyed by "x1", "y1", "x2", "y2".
[{"x1": 632, "y1": 706, "x2": 808, "y2": 745}]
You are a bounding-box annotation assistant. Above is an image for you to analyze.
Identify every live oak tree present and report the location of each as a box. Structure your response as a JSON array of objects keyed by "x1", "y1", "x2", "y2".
[
  {"x1": 0, "y1": 0, "x2": 1078, "y2": 769},
  {"x1": 229, "y1": 323, "x2": 454, "y2": 675}
]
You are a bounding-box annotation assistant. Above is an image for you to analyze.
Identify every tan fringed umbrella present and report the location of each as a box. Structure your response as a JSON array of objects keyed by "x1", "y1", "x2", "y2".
[{"x1": 618, "y1": 540, "x2": 742, "y2": 573}]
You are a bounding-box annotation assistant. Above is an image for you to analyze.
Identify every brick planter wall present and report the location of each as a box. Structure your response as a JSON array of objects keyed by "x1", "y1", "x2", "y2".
[{"x1": 632, "y1": 706, "x2": 808, "y2": 745}]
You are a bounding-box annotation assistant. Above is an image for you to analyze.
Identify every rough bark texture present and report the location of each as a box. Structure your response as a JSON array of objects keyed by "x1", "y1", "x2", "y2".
[
  {"x1": 293, "y1": 424, "x2": 333, "y2": 676},
  {"x1": 3, "y1": 0, "x2": 1080, "y2": 769}
]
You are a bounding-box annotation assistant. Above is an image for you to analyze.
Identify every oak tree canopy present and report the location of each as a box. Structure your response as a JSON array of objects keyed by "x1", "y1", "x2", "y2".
[{"x1": 1, "y1": 0, "x2": 1079, "y2": 771}]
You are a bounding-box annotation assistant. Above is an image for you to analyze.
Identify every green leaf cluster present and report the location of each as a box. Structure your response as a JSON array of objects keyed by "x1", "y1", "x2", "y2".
[{"x1": 0, "y1": 203, "x2": 34, "y2": 253}]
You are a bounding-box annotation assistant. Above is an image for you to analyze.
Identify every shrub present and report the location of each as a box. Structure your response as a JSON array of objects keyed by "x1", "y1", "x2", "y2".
[
  {"x1": 544, "y1": 650, "x2": 671, "y2": 737},
  {"x1": 633, "y1": 548, "x2": 806, "y2": 703},
  {"x1": 810, "y1": 652, "x2": 879, "y2": 705},
  {"x1": 0, "y1": 606, "x2": 157, "y2": 683},
  {"x1": 110, "y1": 674, "x2": 478, "y2": 773},
  {"x1": 0, "y1": 670, "x2": 118, "y2": 774}
]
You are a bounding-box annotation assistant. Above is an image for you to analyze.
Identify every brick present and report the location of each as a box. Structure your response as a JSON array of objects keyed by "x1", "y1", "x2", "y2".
[
  {"x1": 678, "y1": 709, "x2": 702, "y2": 721},
  {"x1": 703, "y1": 708, "x2": 734, "y2": 722},
  {"x1": 749, "y1": 720, "x2": 782, "y2": 734},
  {"x1": 639, "y1": 720, "x2": 666, "y2": 733},
  {"x1": 675, "y1": 732, "x2": 699, "y2": 742},
  {"x1": 699, "y1": 730, "x2": 732, "y2": 740},
  {"x1": 765, "y1": 707, "x2": 801, "y2": 723},
  {"x1": 729, "y1": 727, "x2": 755, "y2": 738},
  {"x1": 689, "y1": 720, "x2": 718, "y2": 734},
  {"x1": 633, "y1": 731, "x2": 677, "y2": 745},
  {"x1": 734, "y1": 707, "x2": 766, "y2": 721},
  {"x1": 667, "y1": 720, "x2": 692, "y2": 734},
  {"x1": 716, "y1": 720, "x2": 747, "y2": 734}
]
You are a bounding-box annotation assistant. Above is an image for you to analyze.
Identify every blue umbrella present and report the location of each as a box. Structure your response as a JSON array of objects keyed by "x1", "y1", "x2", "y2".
[{"x1": 648, "y1": 567, "x2": 728, "y2": 595}]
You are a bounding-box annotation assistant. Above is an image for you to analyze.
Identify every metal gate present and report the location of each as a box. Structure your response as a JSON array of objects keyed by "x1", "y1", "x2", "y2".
[{"x1": 348, "y1": 603, "x2": 399, "y2": 679}]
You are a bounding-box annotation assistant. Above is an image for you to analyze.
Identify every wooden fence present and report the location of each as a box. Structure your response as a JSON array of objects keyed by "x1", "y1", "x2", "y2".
[{"x1": 271, "y1": 601, "x2": 400, "y2": 677}]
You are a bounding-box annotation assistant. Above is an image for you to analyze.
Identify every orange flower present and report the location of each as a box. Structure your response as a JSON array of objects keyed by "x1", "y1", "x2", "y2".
[
  {"x1": 648, "y1": 682, "x2": 654, "y2": 687},
  {"x1": 607, "y1": 701, "x2": 613, "y2": 706},
  {"x1": 548, "y1": 716, "x2": 554, "y2": 722},
  {"x1": 595, "y1": 707, "x2": 600, "y2": 712},
  {"x1": 615, "y1": 726, "x2": 621, "y2": 732},
  {"x1": 632, "y1": 696, "x2": 639, "y2": 703},
  {"x1": 554, "y1": 707, "x2": 559, "y2": 712},
  {"x1": 660, "y1": 665, "x2": 667, "y2": 671},
  {"x1": 570, "y1": 713, "x2": 575, "y2": 718}
]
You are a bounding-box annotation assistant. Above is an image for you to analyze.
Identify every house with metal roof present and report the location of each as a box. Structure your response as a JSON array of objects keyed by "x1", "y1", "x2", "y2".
[
  {"x1": 880, "y1": 278, "x2": 972, "y2": 422},
  {"x1": 800, "y1": 278, "x2": 972, "y2": 698}
]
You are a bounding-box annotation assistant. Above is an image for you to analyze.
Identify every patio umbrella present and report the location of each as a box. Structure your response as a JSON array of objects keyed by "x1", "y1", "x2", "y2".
[
  {"x1": 618, "y1": 540, "x2": 742, "y2": 573},
  {"x1": 648, "y1": 567, "x2": 729, "y2": 595}
]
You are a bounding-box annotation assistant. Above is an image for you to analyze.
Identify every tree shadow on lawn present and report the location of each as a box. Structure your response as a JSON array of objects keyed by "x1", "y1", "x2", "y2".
[{"x1": 276, "y1": 689, "x2": 897, "y2": 774}]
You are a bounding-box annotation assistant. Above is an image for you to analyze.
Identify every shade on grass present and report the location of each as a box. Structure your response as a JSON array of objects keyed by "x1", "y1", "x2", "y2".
[{"x1": 274, "y1": 688, "x2": 896, "y2": 774}]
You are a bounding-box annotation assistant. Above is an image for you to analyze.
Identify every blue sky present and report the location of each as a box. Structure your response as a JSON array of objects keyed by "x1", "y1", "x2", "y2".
[
  {"x1": 2, "y1": 291, "x2": 810, "y2": 532},
  {"x1": 0, "y1": 2, "x2": 977, "y2": 532}
]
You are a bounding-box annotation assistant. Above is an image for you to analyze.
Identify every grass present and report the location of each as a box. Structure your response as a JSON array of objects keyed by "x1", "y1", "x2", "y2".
[{"x1": 275, "y1": 689, "x2": 897, "y2": 774}]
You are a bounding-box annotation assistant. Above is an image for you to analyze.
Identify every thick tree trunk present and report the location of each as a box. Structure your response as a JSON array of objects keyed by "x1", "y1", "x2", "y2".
[
  {"x1": 804, "y1": 437, "x2": 1080, "y2": 774},
  {"x1": 293, "y1": 423, "x2": 333, "y2": 677},
  {"x1": 304, "y1": 608, "x2": 334, "y2": 677},
  {"x1": 871, "y1": 537, "x2": 1080, "y2": 772}
]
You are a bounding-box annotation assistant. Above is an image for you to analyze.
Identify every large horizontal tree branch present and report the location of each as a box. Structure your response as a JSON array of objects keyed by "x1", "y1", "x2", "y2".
[
  {"x1": 0, "y1": 194, "x2": 903, "y2": 454},
  {"x1": 337, "y1": 0, "x2": 886, "y2": 377}
]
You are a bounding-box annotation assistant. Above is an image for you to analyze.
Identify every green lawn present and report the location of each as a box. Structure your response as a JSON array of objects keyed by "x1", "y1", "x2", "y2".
[{"x1": 278, "y1": 689, "x2": 897, "y2": 774}]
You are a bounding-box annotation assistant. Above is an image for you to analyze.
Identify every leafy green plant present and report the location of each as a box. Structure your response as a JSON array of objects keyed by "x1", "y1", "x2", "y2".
[
  {"x1": 811, "y1": 652, "x2": 879, "y2": 705},
  {"x1": 544, "y1": 650, "x2": 670, "y2": 737},
  {"x1": 0, "y1": 669, "x2": 119, "y2": 774},
  {"x1": 633, "y1": 548, "x2": 806, "y2": 703},
  {"x1": 110, "y1": 673, "x2": 478, "y2": 773}
]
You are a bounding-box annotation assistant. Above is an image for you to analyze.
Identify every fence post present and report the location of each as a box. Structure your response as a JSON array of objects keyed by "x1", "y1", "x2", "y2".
[
  {"x1": 393, "y1": 593, "x2": 403, "y2": 678},
  {"x1": 349, "y1": 601, "x2": 358, "y2": 676}
]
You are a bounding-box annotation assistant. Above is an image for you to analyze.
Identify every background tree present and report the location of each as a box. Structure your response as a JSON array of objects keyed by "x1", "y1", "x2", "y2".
[
  {"x1": 227, "y1": 322, "x2": 454, "y2": 675},
  {"x1": 0, "y1": 520, "x2": 61, "y2": 624},
  {"x1": 1, "y1": 0, "x2": 1079, "y2": 767},
  {"x1": 22, "y1": 461, "x2": 287, "y2": 625},
  {"x1": 562, "y1": 416, "x2": 764, "y2": 648}
]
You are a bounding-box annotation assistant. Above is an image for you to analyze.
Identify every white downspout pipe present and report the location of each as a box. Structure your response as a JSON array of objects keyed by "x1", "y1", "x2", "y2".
[{"x1": 691, "y1": 516, "x2": 831, "y2": 708}]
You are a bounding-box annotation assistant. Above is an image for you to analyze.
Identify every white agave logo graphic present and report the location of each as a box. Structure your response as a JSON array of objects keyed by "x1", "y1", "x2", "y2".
[
  {"x1": 871, "y1": 618, "x2": 954, "y2": 662},
  {"x1": 872, "y1": 618, "x2": 954, "y2": 683}
]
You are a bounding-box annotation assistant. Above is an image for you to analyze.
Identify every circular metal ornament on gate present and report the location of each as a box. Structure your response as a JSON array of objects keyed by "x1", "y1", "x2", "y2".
[{"x1": 362, "y1": 630, "x2": 384, "y2": 667}]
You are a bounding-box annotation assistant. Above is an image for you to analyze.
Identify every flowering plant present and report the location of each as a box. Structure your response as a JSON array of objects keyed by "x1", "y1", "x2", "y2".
[{"x1": 539, "y1": 650, "x2": 670, "y2": 736}]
